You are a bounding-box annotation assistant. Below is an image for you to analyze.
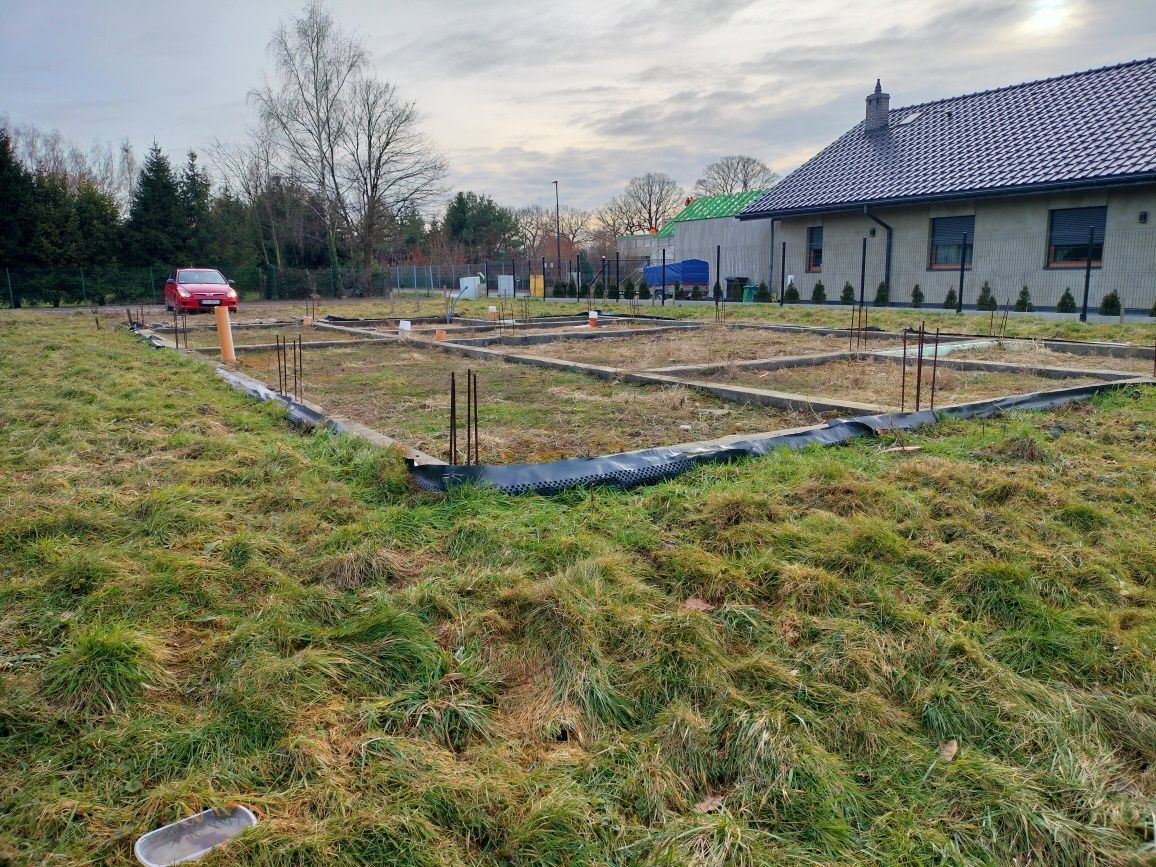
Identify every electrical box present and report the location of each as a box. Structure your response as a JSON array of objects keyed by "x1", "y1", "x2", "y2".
[
  {"x1": 530, "y1": 275, "x2": 545, "y2": 298},
  {"x1": 497, "y1": 275, "x2": 515, "y2": 297}
]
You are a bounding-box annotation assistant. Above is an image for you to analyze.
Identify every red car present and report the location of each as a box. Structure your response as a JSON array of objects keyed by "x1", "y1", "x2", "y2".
[{"x1": 164, "y1": 268, "x2": 239, "y2": 312}]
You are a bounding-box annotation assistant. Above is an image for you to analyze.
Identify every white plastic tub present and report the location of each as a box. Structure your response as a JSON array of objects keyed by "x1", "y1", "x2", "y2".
[{"x1": 134, "y1": 805, "x2": 257, "y2": 865}]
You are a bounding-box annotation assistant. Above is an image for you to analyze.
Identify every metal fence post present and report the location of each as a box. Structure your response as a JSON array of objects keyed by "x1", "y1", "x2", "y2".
[
  {"x1": 1079, "y1": 226, "x2": 1093, "y2": 322},
  {"x1": 5, "y1": 268, "x2": 14, "y2": 308},
  {"x1": 956, "y1": 233, "x2": 967, "y2": 314}
]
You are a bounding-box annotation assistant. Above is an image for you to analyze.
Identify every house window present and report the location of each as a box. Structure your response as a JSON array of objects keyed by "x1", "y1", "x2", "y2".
[
  {"x1": 1047, "y1": 206, "x2": 1106, "y2": 268},
  {"x1": 928, "y1": 216, "x2": 974, "y2": 270},
  {"x1": 806, "y1": 227, "x2": 823, "y2": 272}
]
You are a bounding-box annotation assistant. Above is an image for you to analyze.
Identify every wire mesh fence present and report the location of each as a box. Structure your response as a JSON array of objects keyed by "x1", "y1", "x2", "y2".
[{"x1": 3, "y1": 226, "x2": 1154, "y2": 314}]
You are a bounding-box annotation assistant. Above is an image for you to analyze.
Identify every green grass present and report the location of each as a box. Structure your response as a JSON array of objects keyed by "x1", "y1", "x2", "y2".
[{"x1": 1, "y1": 310, "x2": 1154, "y2": 865}]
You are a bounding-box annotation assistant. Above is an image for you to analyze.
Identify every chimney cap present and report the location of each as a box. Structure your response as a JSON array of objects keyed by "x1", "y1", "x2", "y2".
[{"x1": 874, "y1": 79, "x2": 882, "y2": 93}]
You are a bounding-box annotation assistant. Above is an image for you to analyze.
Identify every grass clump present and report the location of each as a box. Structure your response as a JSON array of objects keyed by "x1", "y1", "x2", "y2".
[{"x1": 41, "y1": 623, "x2": 167, "y2": 714}]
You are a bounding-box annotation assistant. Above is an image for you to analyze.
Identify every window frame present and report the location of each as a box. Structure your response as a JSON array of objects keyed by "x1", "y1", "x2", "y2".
[
  {"x1": 806, "y1": 226, "x2": 823, "y2": 273},
  {"x1": 1045, "y1": 206, "x2": 1105, "y2": 269},
  {"x1": 927, "y1": 215, "x2": 974, "y2": 271}
]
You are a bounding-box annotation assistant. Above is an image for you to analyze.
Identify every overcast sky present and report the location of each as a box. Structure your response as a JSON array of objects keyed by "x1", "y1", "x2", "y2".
[{"x1": 2, "y1": 0, "x2": 1154, "y2": 212}]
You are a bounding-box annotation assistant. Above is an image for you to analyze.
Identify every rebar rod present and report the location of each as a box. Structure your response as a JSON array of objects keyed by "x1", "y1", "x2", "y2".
[
  {"x1": 900, "y1": 330, "x2": 907, "y2": 412},
  {"x1": 930, "y1": 328, "x2": 941, "y2": 411},
  {"x1": 465, "y1": 369, "x2": 473, "y2": 465},
  {"x1": 450, "y1": 371, "x2": 457, "y2": 465},
  {"x1": 848, "y1": 304, "x2": 855, "y2": 352},
  {"x1": 473, "y1": 370, "x2": 479, "y2": 465},
  {"x1": 914, "y1": 322, "x2": 926, "y2": 411}
]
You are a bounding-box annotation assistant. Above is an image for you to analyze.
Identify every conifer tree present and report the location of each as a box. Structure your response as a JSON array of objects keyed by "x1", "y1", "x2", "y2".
[{"x1": 123, "y1": 143, "x2": 184, "y2": 266}]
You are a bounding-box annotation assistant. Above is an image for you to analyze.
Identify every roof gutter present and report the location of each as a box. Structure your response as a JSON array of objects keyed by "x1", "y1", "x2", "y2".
[{"x1": 862, "y1": 207, "x2": 892, "y2": 293}]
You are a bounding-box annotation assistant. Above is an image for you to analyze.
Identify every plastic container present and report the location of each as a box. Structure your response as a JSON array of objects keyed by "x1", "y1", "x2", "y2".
[
  {"x1": 134, "y1": 805, "x2": 257, "y2": 866},
  {"x1": 588, "y1": 310, "x2": 599, "y2": 327},
  {"x1": 435, "y1": 329, "x2": 447, "y2": 340},
  {"x1": 487, "y1": 305, "x2": 498, "y2": 321},
  {"x1": 399, "y1": 320, "x2": 412, "y2": 336}
]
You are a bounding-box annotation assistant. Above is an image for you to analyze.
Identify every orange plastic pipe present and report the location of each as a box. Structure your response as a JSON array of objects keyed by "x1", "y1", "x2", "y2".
[{"x1": 214, "y1": 306, "x2": 236, "y2": 363}]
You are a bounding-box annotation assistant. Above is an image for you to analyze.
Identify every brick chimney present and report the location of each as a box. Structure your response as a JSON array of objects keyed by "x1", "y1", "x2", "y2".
[{"x1": 865, "y1": 79, "x2": 890, "y2": 133}]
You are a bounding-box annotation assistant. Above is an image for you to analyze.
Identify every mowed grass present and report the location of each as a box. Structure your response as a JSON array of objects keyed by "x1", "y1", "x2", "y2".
[
  {"x1": 234, "y1": 341, "x2": 812, "y2": 463},
  {"x1": 0, "y1": 310, "x2": 1154, "y2": 866}
]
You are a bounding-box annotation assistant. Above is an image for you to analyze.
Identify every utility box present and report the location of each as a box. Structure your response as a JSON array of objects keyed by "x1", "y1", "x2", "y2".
[
  {"x1": 497, "y1": 275, "x2": 515, "y2": 297},
  {"x1": 457, "y1": 276, "x2": 481, "y2": 300},
  {"x1": 529, "y1": 275, "x2": 545, "y2": 298}
]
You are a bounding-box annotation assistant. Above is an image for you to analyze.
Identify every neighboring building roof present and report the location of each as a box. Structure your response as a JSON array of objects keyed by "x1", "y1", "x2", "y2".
[
  {"x1": 739, "y1": 58, "x2": 1156, "y2": 220},
  {"x1": 618, "y1": 189, "x2": 769, "y2": 240},
  {"x1": 673, "y1": 189, "x2": 768, "y2": 222}
]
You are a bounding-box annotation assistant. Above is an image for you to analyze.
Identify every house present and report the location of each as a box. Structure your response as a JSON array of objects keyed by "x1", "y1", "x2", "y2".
[
  {"x1": 618, "y1": 189, "x2": 772, "y2": 289},
  {"x1": 738, "y1": 59, "x2": 1156, "y2": 310}
]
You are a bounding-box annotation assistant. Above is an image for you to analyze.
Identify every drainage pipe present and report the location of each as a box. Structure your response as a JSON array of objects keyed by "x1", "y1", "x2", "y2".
[{"x1": 863, "y1": 207, "x2": 893, "y2": 296}]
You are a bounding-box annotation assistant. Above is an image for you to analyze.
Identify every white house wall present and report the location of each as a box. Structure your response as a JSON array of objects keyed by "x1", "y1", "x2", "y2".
[
  {"x1": 770, "y1": 184, "x2": 1156, "y2": 309},
  {"x1": 671, "y1": 216, "x2": 774, "y2": 287}
]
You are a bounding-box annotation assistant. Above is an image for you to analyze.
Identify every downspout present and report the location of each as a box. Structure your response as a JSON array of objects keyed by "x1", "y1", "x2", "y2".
[
  {"x1": 768, "y1": 220, "x2": 776, "y2": 297},
  {"x1": 863, "y1": 207, "x2": 893, "y2": 294}
]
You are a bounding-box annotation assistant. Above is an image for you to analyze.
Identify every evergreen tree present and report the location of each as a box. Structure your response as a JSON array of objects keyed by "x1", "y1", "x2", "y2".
[
  {"x1": 1013, "y1": 285, "x2": 1033, "y2": 312},
  {"x1": 755, "y1": 281, "x2": 771, "y2": 302},
  {"x1": 123, "y1": 143, "x2": 184, "y2": 266},
  {"x1": 204, "y1": 189, "x2": 256, "y2": 267},
  {"x1": 29, "y1": 169, "x2": 80, "y2": 266},
  {"x1": 784, "y1": 281, "x2": 800, "y2": 303},
  {"x1": 840, "y1": 281, "x2": 855, "y2": 304},
  {"x1": 1149, "y1": 298, "x2": 1155, "y2": 317},
  {"x1": 911, "y1": 284, "x2": 924, "y2": 307},
  {"x1": 873, "y1": 280, "x2": 889, "y2": 306},
  {"x1": 943, "y1": 288, "x2": 958, "y2": 309},
  {"x1": 73, "y1": 182, "x2": 122, "y2": 266},
  {"x1": 1057, "y1": 287, "x2": 1077, "y2": 313},
  {"x1": 0, "y1": 129, "x2": 36, "y2": 270},
  {"x1": 1097, "y1": 290, "x2": 1121, "y2": 316},
  {"x1": 976, "y1": 281, "x2": 998, "y2": 311},
  {"x1": 179, "y1": 151, "x2": 213, "y2": 263},
  {"x1": 811, "y1": 280, "x2": 826, "y2": 304}
]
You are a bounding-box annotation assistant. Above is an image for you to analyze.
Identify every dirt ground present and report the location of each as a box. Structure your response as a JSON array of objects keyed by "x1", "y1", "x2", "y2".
[
  {"x1": 235, "y1": 342, "x2": 827, "y2": 463},
  {"x1": 709, "y1": 357, "x2": 1104, "y2": 410},
  {"x1": 945, "y1": 341, "x2": 1155, "y2": 376},
  {"x1": 509, "y1": 325, "x2": 897, "y2": 370}
]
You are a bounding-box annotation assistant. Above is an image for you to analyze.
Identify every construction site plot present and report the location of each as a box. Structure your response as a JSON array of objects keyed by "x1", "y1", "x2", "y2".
[
  {"x1": 706, "y1": 356, "x2": 1106, "y2": 411},
  {"x1": 235, "y1": 342, "x2": 823, "y2": 463},
  {"x1": 942, "y1": 341, "x2": 1156, "y2": 376},
  {"x1": 508, "y1": 324, "x2": 900, "y2": 370}
]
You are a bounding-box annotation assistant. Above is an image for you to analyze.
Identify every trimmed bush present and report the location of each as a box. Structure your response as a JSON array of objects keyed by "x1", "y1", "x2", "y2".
[
  {"x1": 1057, "y1": 287, "x2": 1077, "y2": 312},
  {"x1": 840, "y1": 281, "x2": 855, "y2": 304},
  {"x1": 1014, "y1": 286, "x2": 1033, "y2": 312},
  {"x1": 552, "y1": 281, "x2": 566, "y2": 298},
  {"x1": 943, "y1": 288, "x2": 958, "y2": 309},
  {"x1": 608, "y1": 283, "x2": 619, "y2": 300},
  {"x1": 1149, "y1": 298, "x2": 1156, "y2": 317},
  {"x1": 594, "y1": 281, "x2": 604, "y2": 299},
  {"x1": 873, "y1": 281, "x2": 889, "y2": 307},
  {"x1": 713, "y1": 280, "x2": 722, "y2": 301},
  {"x1": 1098, "y1": 290, "x2": 1121, "y2": 316},
  {"x1": 784, "y1": 281, "x2": 800, "y2": 303},
  {"x1": 566, "y1": 278, "x2": 578, "y2": 298},
  {"x1": 976, "y1": 281, "x2": 998, "y2": 311},
  {"x1": 755, "y1": 281, "x2": 771, "y2": 303},
  {"x1": 638, "y1": 280, "x2": 650, "y2": 300},
  {"x1": 910, "y1": 284, "x2": 924, "y2": 308},
  {"x1": 622, "y1": 278, "x2": 636, "y2": 300},
  {"x1": 811, "y1": 280, "x2": 826, "y2": 304}
]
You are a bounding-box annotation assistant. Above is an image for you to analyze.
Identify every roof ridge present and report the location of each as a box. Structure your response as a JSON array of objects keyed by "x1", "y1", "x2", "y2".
[{"x1": 884, "y1": 56, "x2": 1156, "y2": 116}]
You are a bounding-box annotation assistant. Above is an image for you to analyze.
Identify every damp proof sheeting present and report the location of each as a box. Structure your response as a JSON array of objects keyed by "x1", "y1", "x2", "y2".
[
  {"x1": 703, "y1": 356, "x2": 1106, "y2": 411},
  {"x1": 940, "y1": 342, "x2": 1156, "y2": 376},
  {"x1": 232, "y1": 341, "x2": 828, "y2": 464},
  {"x1": 409, "y1": 381, "x2": 1149, "y2": 495}
]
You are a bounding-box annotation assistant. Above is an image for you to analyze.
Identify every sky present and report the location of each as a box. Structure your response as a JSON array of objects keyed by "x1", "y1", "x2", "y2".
[{"x1": 2, "y1": 0, "x2": 1154, "y2": 213}]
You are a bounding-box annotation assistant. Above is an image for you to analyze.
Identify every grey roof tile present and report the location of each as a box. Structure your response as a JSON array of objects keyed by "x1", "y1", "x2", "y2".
[{"x1": 740, "y1": 59, "x2": 1156, "y2": 219}]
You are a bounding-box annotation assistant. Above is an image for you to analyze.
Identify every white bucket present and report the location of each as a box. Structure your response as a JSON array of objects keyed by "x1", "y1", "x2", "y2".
[
  {"x1": 399, "y1": 320, "x2": 412, "y2": 337},
  {"x1": 135, "y1": 806, "x2": 257, "y2": 866}
]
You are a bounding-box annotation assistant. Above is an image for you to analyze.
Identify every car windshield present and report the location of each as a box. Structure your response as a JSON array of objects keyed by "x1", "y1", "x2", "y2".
[{"x1": 178, "y1": 269, "x2": 227, "y2": 285}]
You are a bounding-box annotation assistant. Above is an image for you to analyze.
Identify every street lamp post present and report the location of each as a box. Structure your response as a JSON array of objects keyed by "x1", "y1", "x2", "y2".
[{"x1": 553, "y1": 181, "x2": 562, "y2": 291}]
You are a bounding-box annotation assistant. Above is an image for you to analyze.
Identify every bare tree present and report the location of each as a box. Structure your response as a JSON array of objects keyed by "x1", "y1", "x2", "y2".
[
  {"x1": 340, "y1": 77, "x2": 447, "y2": 267},
  {"x1": 250, "y1": 1, "x2": 446, "y2": 275},
  {"x1": 609, "y1": 172, "x2": 684, "y2": 234},
  {"x1": 514, "y1": 204, "x2": 553, "y2": 258},
  {"x1": 209, "y1": 124, "x2": 286, "y2": 268},
  {"x1": 693, "y1": 155, "x2": 778, "y2": 196},
  {"x1": 558, "y1": 206, "x2": 591, "y2": 248}
]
